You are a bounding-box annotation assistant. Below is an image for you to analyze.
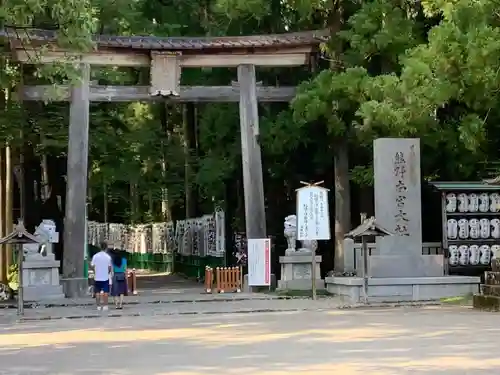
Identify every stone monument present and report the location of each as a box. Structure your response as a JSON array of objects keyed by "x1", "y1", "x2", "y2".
[
  {"x1": 369, "y1": 138, "x2": 443, "y2": 278},
  {"x1": 278, "y1": 215, "x2": 324, "y2": 290},
  {"x1": 22, "y1": 220, "x2": 64, "y2": 301},
  {"x1": 325, "y1": 138, "x2": 480, "y2": 303}
]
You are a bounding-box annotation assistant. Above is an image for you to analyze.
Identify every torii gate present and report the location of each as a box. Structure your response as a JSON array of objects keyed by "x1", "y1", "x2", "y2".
[{"x1": 5, "y1": 28, "x2": 326, "y2": 296}]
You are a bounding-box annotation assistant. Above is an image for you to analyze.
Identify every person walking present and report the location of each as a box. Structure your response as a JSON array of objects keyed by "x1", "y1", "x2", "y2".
[
  {"x1": 91, "y1": 241, "x2": 112, "y2": 311},
  {"x1": 110, "y1": 249, "x2": 128, "y2": 309}
]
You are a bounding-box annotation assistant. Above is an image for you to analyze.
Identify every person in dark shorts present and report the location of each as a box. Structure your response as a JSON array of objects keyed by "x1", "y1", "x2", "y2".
[
  {"x1": 91, "y1": 241, "x2": 112, "y2": 311},
  {"x1": 110, "y1": 249, "x2": 128, "y2": 309}
]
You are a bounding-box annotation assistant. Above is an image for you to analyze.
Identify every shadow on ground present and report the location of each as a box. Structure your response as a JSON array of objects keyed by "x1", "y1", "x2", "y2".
[{"x1": 0, "y1": 307, "x2": 498, "y2": 375}]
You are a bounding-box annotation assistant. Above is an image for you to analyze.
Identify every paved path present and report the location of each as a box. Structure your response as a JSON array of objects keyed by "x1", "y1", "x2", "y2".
[
  {"x1": 2, "y1": 298, "x2": 348, "y2": 322},
  {"x1": 0, "y1": 306, "x2": 498, "y2": 375},
  {"x1": 0, "y1": 274, "x2": 282, "y2": 309}
]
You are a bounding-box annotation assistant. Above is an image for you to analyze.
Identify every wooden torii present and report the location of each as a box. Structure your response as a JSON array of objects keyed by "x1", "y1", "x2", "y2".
[{"x1": 4, "y1": 28, "x2": 327, "y2": 296}]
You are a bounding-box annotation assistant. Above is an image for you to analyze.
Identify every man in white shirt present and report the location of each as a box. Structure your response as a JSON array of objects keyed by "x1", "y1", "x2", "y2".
[{"x1": 91, "y1": 242, "x2": 112, "y2": 311}]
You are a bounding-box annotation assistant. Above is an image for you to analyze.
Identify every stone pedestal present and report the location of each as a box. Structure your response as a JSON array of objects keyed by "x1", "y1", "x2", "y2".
[
  {"x1": 328, "y1": 138, "x2": 453, "y2": 303},
  {"x1": 326, "y1": 276, "x2": 480, "y2": 304},
  {"x1": 22, "y1": 222, "x2": 64, "y2": 302},
  {"x1": 278, "y1": 253, "x2": 324, "y2": 290},
  {"x1": 23, "y1": 257, "x2": 64, "y2": 301},
  {"x1": 357, "y1": 254, "x2": 444, "y2": 278}
]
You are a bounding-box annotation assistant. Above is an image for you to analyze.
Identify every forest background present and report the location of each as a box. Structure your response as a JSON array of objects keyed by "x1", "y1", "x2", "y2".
[{"x1": 0, "y1": 0, "x2": 498, "y2": 272}]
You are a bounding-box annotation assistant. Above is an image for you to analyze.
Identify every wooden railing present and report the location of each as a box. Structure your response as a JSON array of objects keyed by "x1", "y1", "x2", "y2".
[{"x1": 205, "y1": 266, "x2": 242, "y2": 293}]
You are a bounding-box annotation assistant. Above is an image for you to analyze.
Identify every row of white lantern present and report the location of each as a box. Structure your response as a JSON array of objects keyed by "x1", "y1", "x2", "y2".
[
  {"x1": 448, "y1": 244, "x2": 498, "y2": 266},
  {"x1": 447, "y1": 218, "x2": 500, "y2": 239},
  {"x1": 446, "y1": 193, "x2": 500, "y2": 213}
]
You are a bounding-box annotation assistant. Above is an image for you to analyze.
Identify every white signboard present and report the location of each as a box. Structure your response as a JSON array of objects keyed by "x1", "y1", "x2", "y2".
[
  {"x1": 247, "y1": 238, "x2": 271, "y2": 286},
  {"x1": 297, "y1": 186, "x2": 331, "y2": 240}
]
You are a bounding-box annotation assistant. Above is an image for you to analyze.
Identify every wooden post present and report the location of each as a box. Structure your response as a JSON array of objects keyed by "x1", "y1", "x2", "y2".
[
  {"x1": 62, "y1": 63, "x2": 90, "y2": 297},
  {"x1": 237, "y1": 65, "x2": 266, "y2": 241},
  {"x1": 17, "y1": 244, "x2": 23, "y2": 316},
  {"x1": 204, "y1": 266, "x2": 213, "y2": 293},
  {"x1": 362, "y1": 236, "x2": 369, "y2": 304},
  {"x1": 0, "y1": 148, "x2": 4, "y2": 282},
  {"x1": 5, "y1": 146, "x2": 12, "y2": 268},
  {"x1": 216, "y1": 267, "x2": 221, "y2": 293}
]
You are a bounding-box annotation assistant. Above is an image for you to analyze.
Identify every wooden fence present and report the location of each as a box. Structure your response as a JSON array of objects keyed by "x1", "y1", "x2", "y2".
[{"x1": 205, "y1": 266, "x2": 242, "y2": 293}]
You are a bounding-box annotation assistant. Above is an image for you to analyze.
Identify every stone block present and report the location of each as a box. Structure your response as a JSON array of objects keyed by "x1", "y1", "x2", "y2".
[
  {"x1": 367, "y1": 254, "x2": 444, "y2": 278},
  {"x1": 24, "y1": 285, "x2": 65, "y2": 301},
  {"x1": 481, "y1": 284, "x2": 500, "y2": 296},
  {"x1": 243, "y1": 273, "x2": 276, "y2": 293},
  {"x1": 22, "y1": 259, "x2": 65, "y2": 301},
  {"x1": 326, "y1": 276, "x2": 480, "y2": 304},
  {"x1": 473, "y1": 294, "x2": 500, "y2": 311},
  {"x1": 278, "y1": 254, "x2": 324, "y2": 291},
  {"x1": 343, "y1": 238, "x2": 356, "y2": 273},
  {"x1": 374, "y1": 138, "x2": 422, "y2": 255},
  {"x1": 277, "y1": 279, "x2": 325, "y2": 291}
]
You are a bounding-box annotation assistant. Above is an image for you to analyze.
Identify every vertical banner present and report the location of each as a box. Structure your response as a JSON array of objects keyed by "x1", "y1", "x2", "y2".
[
  {"x1": 215, "y1": 208, "x2": 225, "y2": 256},
  {"x1": 247, "y1": 238, "x2": 271, "y2": 286}
]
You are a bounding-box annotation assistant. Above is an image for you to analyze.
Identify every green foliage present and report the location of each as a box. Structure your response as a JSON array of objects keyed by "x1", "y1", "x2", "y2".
[
  {"x1": 1, "y1": 0, "x2": 499, "y2": 228},
  {"x1": 292, "y1": 67, "x2": 369, "y2": 138},
  {"x1": 0, "y1": 0, "x2": 95, "y2": 49},
  {"x1": 340, "y1": 0, "x2": 422, "y2": 70},
  {"x1": 7, "y1": 263, "x2": 18, "y2": 292},
  {"x1": 196, "y1": 103, "x2": 240, "y2": 199},
  {"x1": 212, "y1": 0, "x2": 270, "y2": 21},
  {"x1": 355, "y1": 0, "x2": 499, "y2": 180}
]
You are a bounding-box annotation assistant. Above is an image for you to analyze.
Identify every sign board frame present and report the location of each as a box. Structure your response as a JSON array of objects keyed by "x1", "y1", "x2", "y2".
[
  {"x1": 296, "y1": 185, "x2": 331, "y2": 241},
  {"x1": 295, "y1": 182, "x2": 331, "y2": 300},
  {"x1": 247, "y1": 238, "x2": 271, "y2": 286}
]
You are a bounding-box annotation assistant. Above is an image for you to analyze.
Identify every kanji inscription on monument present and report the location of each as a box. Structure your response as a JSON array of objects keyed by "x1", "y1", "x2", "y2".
[
  {"x1": 374, "y1": 138, "x2": 422, "y2": 256},
  {"x1": 393, "y1": 151, "x2": 410, "y2": 236}
]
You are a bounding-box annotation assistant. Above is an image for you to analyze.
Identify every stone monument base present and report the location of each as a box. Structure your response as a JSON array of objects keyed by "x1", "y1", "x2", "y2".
[
  {"x1": 325, "y1": 276, "x2": 480, "y2": 304},
  {"x1": 23, "y1": 259, "x2": 64, "y2": 301},
  {"x1": 358, "y1": 254, "x2": 445, "y2": 278},
  {"x1": 278, "y1": 253, "x2": 324, "y2": 291}
]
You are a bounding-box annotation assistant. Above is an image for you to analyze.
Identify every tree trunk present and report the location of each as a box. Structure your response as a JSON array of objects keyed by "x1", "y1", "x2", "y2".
[
  {"x1": 130, "y1": 182, "x2": 139, "y2": 224},
  {"x1": 148, "y1": 189, "x2": 153, "y2": 217},
  {"x1": 103, "y1": 181, "x2": 108, "y2": 223},
  {"x1": 40, "y1": 153, "x2": 50, "y2": 202},
  {"x1": 333, "y1": 138, "x2": 351, "y2": 272},
  {"x1": 329, "y1": 0, "x2": 351, "y2": 272},
  {"x1": 183, "y1": 103, "x2": 198, "y2": 218},
  {"x1": 159, "y1": 102, "x2": 172, "y2": 221}
]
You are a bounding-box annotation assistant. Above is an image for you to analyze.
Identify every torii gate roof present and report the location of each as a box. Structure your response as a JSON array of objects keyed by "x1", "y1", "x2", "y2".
[{"x1": 1, "y1": 28, "x2": 329, "y2": 51}]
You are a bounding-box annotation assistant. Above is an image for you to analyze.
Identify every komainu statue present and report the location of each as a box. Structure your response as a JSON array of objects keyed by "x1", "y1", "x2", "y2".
[{"x1": 284, "y1": 215, "x2": 297, "y2": 253}]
